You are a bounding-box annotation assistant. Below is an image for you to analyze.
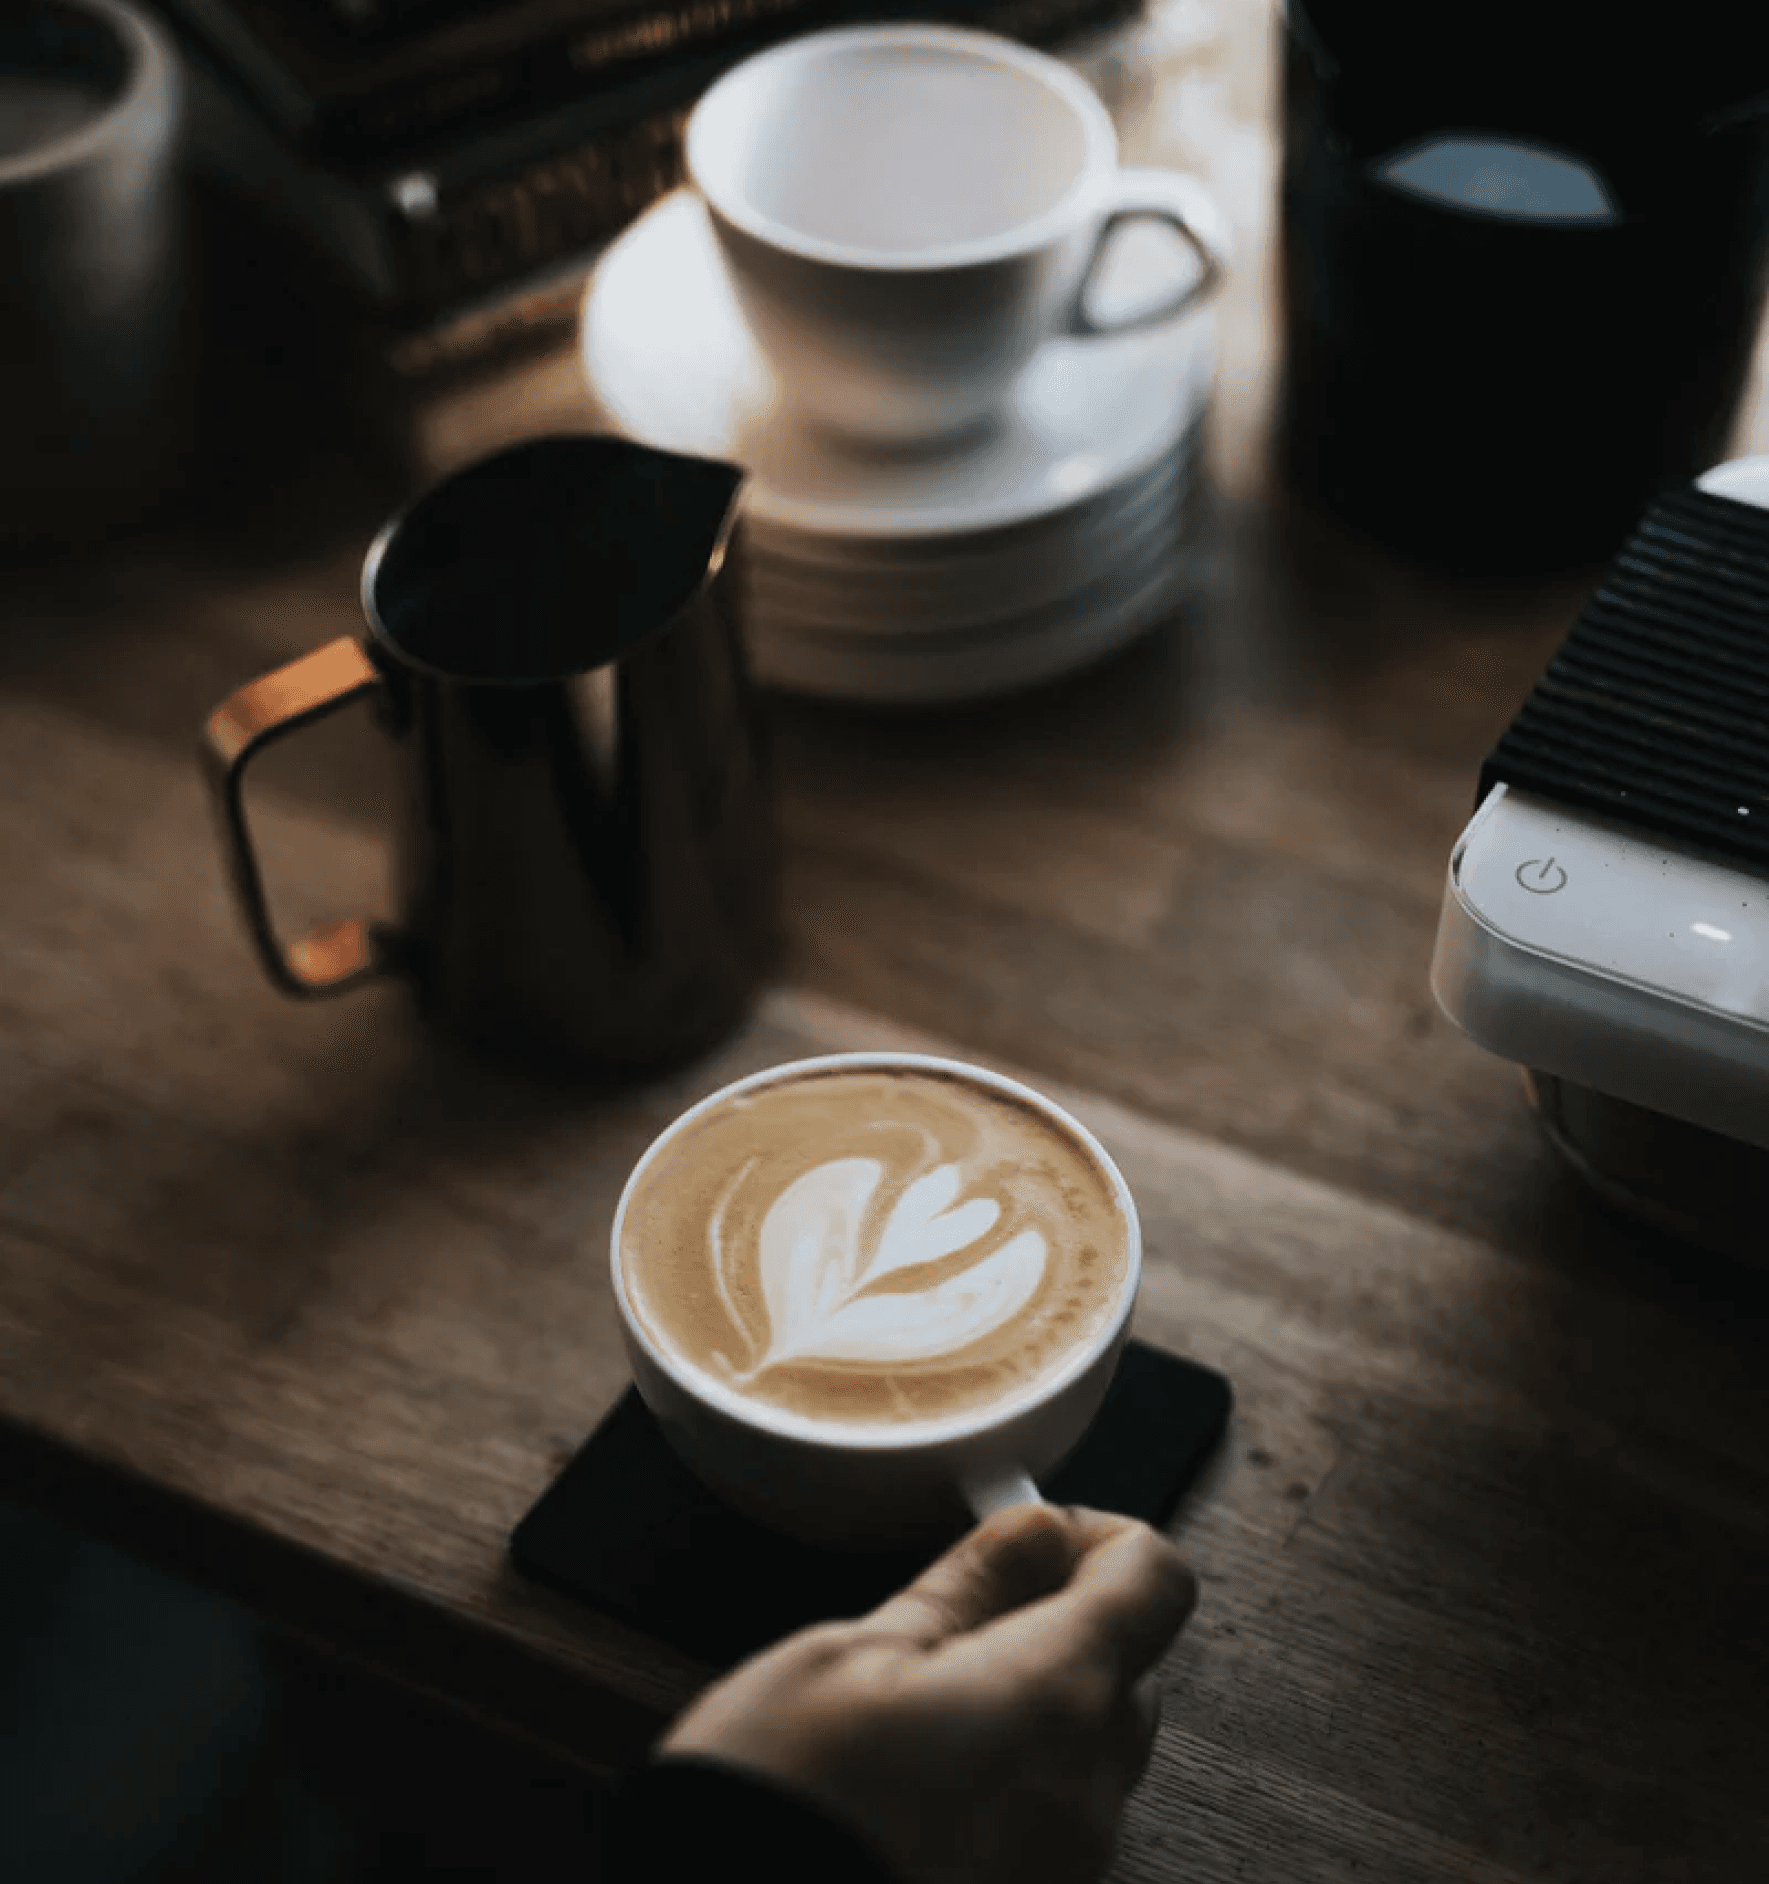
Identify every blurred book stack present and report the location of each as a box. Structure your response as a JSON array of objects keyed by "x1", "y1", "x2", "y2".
[{"x1": 160, "y1": 0, "x2": 1144, "y2": 384}]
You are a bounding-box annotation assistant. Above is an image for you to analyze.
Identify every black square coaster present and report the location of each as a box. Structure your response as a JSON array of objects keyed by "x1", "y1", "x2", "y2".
[{"x1": 509, "y1": 1340, "x2": 1232, "y2": 1669}]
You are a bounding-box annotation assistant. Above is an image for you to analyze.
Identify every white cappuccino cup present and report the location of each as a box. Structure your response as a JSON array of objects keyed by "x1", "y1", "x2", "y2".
[
  {"x1": 610, "y1": 1052, "x2": 1142, "y2": 1550},
  {"x1": 684, "y1": 24, "x2": 1227, "y2": 449}
]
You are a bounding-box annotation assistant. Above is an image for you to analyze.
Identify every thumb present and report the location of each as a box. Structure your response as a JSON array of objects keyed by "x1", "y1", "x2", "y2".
[{"x1": 861, "y1": 1503, "x2": 1086, "y2": 1647}]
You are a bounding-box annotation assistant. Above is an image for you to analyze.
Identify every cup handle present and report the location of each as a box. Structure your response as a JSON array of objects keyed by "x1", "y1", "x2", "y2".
[
  {"x1": 1065, "y1": 167, "x2": 1230, "y2": 339},
  {"x1": 960, "y1": 1465, "x2": 1047, "y2": 1523},
  {"x1": 201, "y1": 638, "x2": 387, "y2": 998}
]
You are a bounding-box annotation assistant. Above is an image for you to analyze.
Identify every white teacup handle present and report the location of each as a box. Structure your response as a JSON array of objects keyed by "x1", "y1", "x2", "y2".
[
  {"x1": 961, "y1": 1465, "x2": 1047, "y2": 1523},
  {"x1": 1065, "y1": 167, "x2": 1230, "y2": 339}
]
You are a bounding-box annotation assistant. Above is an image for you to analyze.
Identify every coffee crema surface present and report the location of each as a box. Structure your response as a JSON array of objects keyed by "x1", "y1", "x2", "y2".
[{"x1": 618, "y1": 1065, "x2": 1132, "y2": 1427}]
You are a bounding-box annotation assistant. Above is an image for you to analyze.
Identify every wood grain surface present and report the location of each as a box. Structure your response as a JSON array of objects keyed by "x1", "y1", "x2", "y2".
[{"x1": 3, "y1": 2, "x2": 1767, "y2": 1880}]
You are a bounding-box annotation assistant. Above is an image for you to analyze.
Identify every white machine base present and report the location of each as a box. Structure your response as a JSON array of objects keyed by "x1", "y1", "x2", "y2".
[{"x1": 1431, "y1": 782, "x2": 1769, "y2": 1153}]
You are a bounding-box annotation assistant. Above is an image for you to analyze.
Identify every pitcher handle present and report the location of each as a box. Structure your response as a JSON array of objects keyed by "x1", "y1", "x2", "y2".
[{"x1": 201, "y1": 638, "x2": 385, "y2": 998}]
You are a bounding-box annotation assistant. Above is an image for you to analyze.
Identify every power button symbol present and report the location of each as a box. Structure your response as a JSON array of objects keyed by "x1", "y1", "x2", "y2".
[{"x1": 1516, "y1": 857, "x2": 1568, "y2": 895}]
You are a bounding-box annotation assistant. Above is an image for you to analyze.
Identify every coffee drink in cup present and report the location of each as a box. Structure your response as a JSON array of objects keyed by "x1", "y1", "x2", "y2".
[{"x1": 616, "y1": 1059, "x2": 1134, "y2": 1433}]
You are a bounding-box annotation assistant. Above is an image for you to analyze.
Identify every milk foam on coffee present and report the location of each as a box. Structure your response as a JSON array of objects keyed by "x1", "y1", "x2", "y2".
[{"x1": 617, "y1": 1065, "x2": 1131, "y2": 1428}]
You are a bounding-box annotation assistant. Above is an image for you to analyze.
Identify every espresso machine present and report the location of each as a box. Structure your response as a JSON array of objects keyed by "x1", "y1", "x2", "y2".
[{"x1": 1432, "y1": 458, "x2": 1769, "y2": 1261}]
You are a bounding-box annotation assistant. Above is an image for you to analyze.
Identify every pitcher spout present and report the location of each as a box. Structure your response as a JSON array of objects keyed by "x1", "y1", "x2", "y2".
[{"x1": 360, "y1": 433, "x2": 747, "y2": 685}]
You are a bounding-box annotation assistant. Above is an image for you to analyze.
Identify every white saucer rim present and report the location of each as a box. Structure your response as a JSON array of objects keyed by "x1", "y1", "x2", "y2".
[
  {"x1": 738, "y1": 359, "x2": 1209, "y2": 542},
  {"x1": 753, "y1": 546, "x2": 1197, "y2": 668},
  {"x1": 744, "y1": 425, "x2": 1202, "y2": 575},
  {"x1": 746, "y1": 453, "x2": 1197, "y2": 621},
  {"x1": 748, "y1": 559, "x2": 1199, "y2": 705},
  {"x1": 752, "y1": 484, "x2": 1201, "y2": 645}
]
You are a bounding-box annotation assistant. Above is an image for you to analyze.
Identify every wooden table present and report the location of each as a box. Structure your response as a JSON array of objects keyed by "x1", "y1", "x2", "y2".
[{"x1": 4, "y1": 3, "x2": 1768, "y2": 1878}]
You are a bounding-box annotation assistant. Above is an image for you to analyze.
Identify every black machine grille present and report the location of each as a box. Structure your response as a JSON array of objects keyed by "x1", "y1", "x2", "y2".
[{"x1": 1480, "y1": 485, "x2": 1769, "y2": 869}]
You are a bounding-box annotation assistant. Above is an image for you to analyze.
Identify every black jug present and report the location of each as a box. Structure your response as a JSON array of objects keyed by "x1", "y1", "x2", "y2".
[{"x1": 202, "y1": 434, "x2": 779, "y2": 1075}]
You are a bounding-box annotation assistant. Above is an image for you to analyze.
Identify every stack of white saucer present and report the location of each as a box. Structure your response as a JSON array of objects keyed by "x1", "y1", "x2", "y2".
[{"x1": 580, "y1": 184, "x2": 1220, "y2": 709}]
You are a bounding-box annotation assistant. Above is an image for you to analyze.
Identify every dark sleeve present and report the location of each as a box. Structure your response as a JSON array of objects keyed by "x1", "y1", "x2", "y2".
[{"x1": 600, "y1": 1751, "x2": 902, "y2": 1884}]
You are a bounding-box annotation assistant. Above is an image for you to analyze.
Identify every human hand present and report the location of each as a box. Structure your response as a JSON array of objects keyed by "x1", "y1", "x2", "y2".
[{"x1": 660, "y1": 1503, "x2": 1198, "y2": 1884}]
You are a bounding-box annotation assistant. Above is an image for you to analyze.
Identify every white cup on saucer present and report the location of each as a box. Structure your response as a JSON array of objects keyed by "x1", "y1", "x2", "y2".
[{"x1": 684, "y1": 23, "x2": 1227, "y2": 451}]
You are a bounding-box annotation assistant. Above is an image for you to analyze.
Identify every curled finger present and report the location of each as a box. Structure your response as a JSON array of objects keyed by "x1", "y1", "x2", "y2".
[
  {"x1": 1094, "y1": 1672, "x2": 1161, "y2": 1807},
  {"x1": 863, "y1": 1502, "x2": 1081, "y2": 1647},
  {"x1": 1048, "y1": 1523, "x2": 1198, "y2": 1690},
  {"x1": 1128, "y1": 1672, "x2": 1162, "y2": 1781}
]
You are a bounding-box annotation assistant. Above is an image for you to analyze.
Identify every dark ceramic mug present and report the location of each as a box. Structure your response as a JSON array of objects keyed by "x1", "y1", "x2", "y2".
[{"x1": 1275, "y1": 0, "x2": 1769, "y2": 579}]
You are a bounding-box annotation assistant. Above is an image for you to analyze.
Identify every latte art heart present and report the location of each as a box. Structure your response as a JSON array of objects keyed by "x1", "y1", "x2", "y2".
[
  {"x1": 729, "y1": 1157, "x2": 1048, "y2": 1376},
  {"x1": 618, "y1": 1065, "x2": 1132, "y2": 1428}
]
